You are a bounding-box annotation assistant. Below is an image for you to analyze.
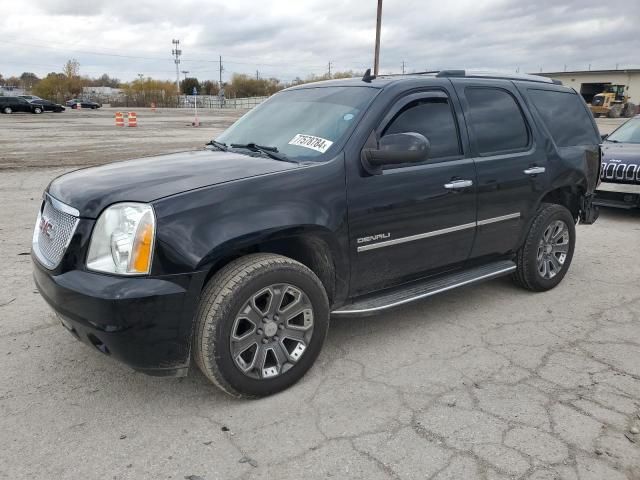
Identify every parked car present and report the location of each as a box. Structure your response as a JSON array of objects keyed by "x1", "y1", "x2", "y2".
[
  {"x1": 32, "y1": 70, "x2": 601, "y2": 397},
  {"x1": 30, "y1": 99, "x2": 66, "y2": 113},
  {"x1": 595, "y1": 115, "x2": 640, "y2": 209},
  {"x1": 0, "y1": 96, "x2": 44, "y2": 114},
  {"x1": 65, "y1": 99, "x2": 101, "y2": 109}
]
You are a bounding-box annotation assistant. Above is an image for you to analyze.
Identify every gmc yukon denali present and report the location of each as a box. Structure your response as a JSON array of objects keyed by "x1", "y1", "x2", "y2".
[{"x1": 32, "y1": 70, "x2": 601, "y2": 397}]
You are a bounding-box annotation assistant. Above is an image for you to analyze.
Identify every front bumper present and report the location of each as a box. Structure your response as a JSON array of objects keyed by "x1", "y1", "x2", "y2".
[
  {"x1": 32, "y1": 258, "x2": 204, "y2": 376},
  {"x1": 595, "y1": 183, "x2": 640, "y2": 209}
]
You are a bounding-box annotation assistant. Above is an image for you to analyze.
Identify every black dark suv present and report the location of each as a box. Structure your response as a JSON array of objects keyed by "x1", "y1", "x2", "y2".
[
  {"x1": 0, "y1": 96, "x2": 43, "y2": 114},
  {"x1": 32, "y1": 70, "x2": 601, "y2": 397}
]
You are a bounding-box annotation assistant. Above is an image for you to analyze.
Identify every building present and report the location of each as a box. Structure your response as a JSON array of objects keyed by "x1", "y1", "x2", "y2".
[
  {"x1": 82, "y1": 86, "x2": 123, "y2": 96},
  {"x1": 0, "y1": 86, "x2": 26, "y2": 96},
  {"x1": 535, "y1": 69, "x2": 640, "y2": 104}
]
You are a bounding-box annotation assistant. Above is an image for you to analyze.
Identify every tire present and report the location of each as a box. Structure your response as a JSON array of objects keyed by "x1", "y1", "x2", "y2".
[
  {"x1": 194, "y1": 253, "x2": 330, "y2": 398},
  {"x1": 33, "y1": 107, "x2": 43, "y2": 114},
  {"x1": 608, "y1": 105, "x2": 622, "y2": 118},
  {"x1": 513, "y1": 203, "x2": 576, "y2": 292},
  {"x1": 623, "y1": 103, "x2": 636, "y2": 118},
  {"x1": 3, "y1": 107, "x2": 12, "y2": 114},
  {"x1": 91, "y1": 106, "x2": 97, "y2": 110}
]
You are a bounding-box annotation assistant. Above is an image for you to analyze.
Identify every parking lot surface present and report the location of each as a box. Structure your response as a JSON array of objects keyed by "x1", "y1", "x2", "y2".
[{"x1": 0, "y1": 111, "x2": 639, "y2": 480}]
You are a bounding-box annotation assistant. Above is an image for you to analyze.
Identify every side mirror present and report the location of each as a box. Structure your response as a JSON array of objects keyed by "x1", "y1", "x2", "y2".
[
  {"x1": 601, "y1": 133, "x2": 608, "y2": 142},
  {"x1": 362, "y1": 132, "x2": 431, "y2": 172}
]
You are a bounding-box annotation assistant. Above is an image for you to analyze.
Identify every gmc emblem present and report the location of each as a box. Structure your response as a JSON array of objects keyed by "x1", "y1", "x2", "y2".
[{"x1": 39, "y1": 216, "x2": 55, "y2": 240}]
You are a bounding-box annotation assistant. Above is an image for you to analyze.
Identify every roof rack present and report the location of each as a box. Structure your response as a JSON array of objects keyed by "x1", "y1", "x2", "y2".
[
  {"x1": 364, "y1": 69, "x2": 563, "y2": 85},
  {"x1": 436, "y1": 69, "x2": 561, "y2": 85}
]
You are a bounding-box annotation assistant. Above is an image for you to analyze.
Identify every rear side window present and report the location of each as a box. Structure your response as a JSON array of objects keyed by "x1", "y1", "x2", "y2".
[
  {"x1": 527, "y1": 89, "x2": 598, "y2": 147},
  {"x1": 383, "y1": 97, "x2": 461, "y2": 159},
  {"x1": 465, "y1": 87, "x2": 529, "y2": 155}
]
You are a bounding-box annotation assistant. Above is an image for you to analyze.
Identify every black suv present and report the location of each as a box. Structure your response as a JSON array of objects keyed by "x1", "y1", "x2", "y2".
[
  {"x1": 32, "y1": 70, "x2": 601, "y2": 397},
  {"x1": 0, "y1": 96, "x2": 43, "y2": 114}
]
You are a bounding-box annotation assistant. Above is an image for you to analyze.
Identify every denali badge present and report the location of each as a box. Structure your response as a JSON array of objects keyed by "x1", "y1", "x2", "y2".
[
  {"x1": 357, "y1": 233, "x2": 391, "y2": 244},
  {"x1": 39, "y1": 216, "x2": 55, "y2": 240}
]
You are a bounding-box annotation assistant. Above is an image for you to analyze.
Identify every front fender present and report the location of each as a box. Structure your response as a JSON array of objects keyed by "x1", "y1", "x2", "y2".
[{"x1": 150, "y1": 156, "x2": 349, "y2": 292}]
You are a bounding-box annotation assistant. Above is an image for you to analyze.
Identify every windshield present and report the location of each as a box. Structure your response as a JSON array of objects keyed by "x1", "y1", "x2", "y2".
[
  {"x1": 216, "y1": 86, "x2": 378, "y2": 161},
  {"x1": 607, "y1": 118, "x2": 640, "y2": 144}
]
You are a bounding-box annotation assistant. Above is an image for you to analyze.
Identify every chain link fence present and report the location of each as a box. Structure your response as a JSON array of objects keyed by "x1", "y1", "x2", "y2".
[{"x1": 81, "y1": 92, "x2": 268, "y2": 109}]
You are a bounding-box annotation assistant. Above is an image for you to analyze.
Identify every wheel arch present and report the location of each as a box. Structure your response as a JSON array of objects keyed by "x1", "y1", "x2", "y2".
[
  {"x1": 199, "y1": 227, "x2": 346, "y2": 306},
  {"x1": 516, "y1": 184, "x2": 584, "y2": 249}
]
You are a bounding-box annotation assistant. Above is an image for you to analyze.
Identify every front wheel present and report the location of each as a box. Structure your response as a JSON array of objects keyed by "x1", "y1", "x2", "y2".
[
  {"x1": 3, "y1": 107, "x2": 12, "y2": 114},
  {"x1": 513, "y1": 204, "x2": 576, "y2": 292},
  {"x1": 194, "y1": 253, "x2": 330, "y2": 398}
]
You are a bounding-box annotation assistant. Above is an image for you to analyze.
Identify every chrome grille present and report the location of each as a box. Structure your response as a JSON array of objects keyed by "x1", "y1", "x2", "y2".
[
  {"x1": 32, "y1": 196, "x2": 79, "y2": 269},
  {"x1": 600, "y1": 161, "x2": 640, "y2": 184}
]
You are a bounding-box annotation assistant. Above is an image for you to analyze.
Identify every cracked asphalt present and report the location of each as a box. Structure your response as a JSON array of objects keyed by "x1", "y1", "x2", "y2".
[{"x1": 1, "y1": 111, "x2": 639, "y2": 480}]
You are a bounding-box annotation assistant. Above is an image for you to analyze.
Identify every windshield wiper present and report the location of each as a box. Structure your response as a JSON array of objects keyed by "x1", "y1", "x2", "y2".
[
  {"x1": 206, "y1": 140, "x2": 228, "y2": 151},
  {"x1": 606, "y1": 139, "x2": 620, "y2": 143},
  {"x1": 230, "y1": 143, "x2": 298, "y2": 163}
]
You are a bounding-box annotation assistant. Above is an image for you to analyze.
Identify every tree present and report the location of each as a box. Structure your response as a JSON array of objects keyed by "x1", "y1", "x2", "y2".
[
  {"x1": 180, "y1": 77, "x2": 201, "y2": 95},
  {"x1": 20, "y1": 72, "x2": 40, "y2": 90},
  {"x1": 201, "y1": 80, "x2": 219, "y2": 96},
  {"x1": 223, "y1": 73, "x2": 284, "y2": 98},
  {"x1": 33, "y1": 73, "x2": 68, "y2": 101},
  {"x1": 63, "y1": 59, "x2": 80, "y2": 79}
]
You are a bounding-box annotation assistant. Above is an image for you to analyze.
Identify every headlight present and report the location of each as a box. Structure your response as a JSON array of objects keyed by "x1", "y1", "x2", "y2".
[{"x1": 87, "y1": 203, "x2": 156, "y2": 275}]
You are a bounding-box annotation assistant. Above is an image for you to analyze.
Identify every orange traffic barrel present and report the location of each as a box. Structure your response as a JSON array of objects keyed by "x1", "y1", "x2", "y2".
[
  {"x1": 115, "y1": 112, "x2": 124, "y2": 127},
  {"x1": 127, "y1": 112, "x2": 137, "y2": 127}
]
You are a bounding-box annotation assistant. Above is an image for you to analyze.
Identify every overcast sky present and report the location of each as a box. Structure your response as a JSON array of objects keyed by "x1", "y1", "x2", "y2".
[{"x1": 1, "y1": 0, "x2": 639, "y2": 83}]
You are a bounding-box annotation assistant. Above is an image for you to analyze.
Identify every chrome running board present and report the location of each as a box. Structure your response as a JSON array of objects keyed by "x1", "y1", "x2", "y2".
[{"x1": 332, "y1": 260, "x2": 516, "y2": 315}]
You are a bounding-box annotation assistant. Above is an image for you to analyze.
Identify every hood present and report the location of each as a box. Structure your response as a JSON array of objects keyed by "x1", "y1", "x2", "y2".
[
  {"x1": 600, "y1": 142, "x2": 640, "y2": 184},
  {"x1": 601, "y1": 142, "x2": 640, "y2": 164},
  {"x1": 48, "y1": 149, "x2": 299, "y2": 218}
]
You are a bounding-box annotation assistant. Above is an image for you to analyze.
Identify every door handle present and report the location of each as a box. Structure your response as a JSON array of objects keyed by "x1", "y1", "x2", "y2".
[
  {"x1": 523, "y1": 166, "x2": 546, "y2": 176},
  {"x1": 444, "y1": 179, "x2": 473, "y2": 190}
]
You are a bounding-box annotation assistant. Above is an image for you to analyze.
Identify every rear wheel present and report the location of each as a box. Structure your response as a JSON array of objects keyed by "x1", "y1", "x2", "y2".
[
  {"x1": 513, "y1": 204, "x2": 576, "y2": 292},
  {"x1": 3, "y1": 107, "x2": 12, "y2": 114},
  {"x1": 194, "y1": 253, "x2": 330, "y2": 398},
  {"x1": 608, "y1": 104, "x2": 622, "y2": 118},
  {"x1": 33, "y1": 107, "x2": 43, "y2": 114},
  {"x1": 623, "y1": 102, "x2": 637, "y2": 118}
]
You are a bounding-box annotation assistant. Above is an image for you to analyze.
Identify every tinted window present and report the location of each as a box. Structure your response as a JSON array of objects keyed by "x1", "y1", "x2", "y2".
[
  {"x1": 528, "y1": 89, "x2": 598, "y2": 147},
  {"x1": 465, "y1": 88, "x2": 529, "y2": 154},
  {"x1": 383, "y1": 97, "x2": 461, "y2": 159}
]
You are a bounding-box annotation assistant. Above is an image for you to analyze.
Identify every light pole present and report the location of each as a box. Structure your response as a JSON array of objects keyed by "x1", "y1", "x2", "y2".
[
  {"x1": 374, "y1": 0, "x2": 383, "y2": 76},
  {"x1": 172, "y1": 39, "x2": 182, "y2": 94}
]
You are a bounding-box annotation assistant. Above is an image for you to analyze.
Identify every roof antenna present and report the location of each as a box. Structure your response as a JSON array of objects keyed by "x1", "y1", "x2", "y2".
[{"x1": 362, "y1": 68, "x2": 376, "y2": 83}]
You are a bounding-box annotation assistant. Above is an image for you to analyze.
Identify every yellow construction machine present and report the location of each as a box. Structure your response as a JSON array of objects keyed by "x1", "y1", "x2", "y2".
[{"x1": 589, "y1": 84, "x2": 636, "y2": 118}]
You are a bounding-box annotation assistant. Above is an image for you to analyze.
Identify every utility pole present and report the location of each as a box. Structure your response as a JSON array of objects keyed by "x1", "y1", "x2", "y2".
[
  {"x1": 256, "y1": 70, "x2": 259, "y2": 80},
  {"x1": 374, "y1": 0, "x2": 383, "y2": 76},
  {"x1": 172, "y1": 39, "x2": 182, "y2": 94},
  {"x1": 401, "y1": 61, "x2": 405, "y2": 75},
  {"x1": 328, "y1": 61, "x2": 332, "y2": 78},
  {"x1": 181, "y1": 70, "x2": 189, "y2": 80},
  {"x1": 219, "y1": 55, "x2": 224, "y2": 88}
]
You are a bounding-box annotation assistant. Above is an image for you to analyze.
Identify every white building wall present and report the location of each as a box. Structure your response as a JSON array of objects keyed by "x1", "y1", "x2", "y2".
[{"x1": 539, "y1": 71, "x2": 640, "y2": 103}]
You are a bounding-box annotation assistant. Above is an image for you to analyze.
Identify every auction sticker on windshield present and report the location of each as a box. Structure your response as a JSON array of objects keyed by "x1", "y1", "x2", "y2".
[{"x1": 288, "y1": 134, "x2": 334, "y2": 153}]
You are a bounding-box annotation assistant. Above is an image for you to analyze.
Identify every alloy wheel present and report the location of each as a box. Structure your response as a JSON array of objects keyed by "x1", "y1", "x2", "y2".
[
  {"x1": 536, "y1": 220, "x2": 570, "y2": 279},
  {"x1": 230, "y1": 283, "x2": 314, "y2": 379}
]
